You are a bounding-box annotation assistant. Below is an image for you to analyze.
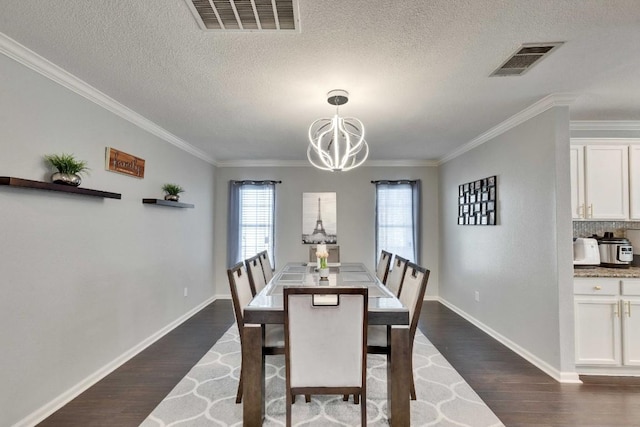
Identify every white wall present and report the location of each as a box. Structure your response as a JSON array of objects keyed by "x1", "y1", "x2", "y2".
[
  {"x1": 213, "y1": 165, "x2": 439, "y2": 297},
  {"x1": 0, "y1": 54, "x2": 216, "y2": 425},
  {"x1": 438, "y1": 107, "x2": 575, "y2": 377}
]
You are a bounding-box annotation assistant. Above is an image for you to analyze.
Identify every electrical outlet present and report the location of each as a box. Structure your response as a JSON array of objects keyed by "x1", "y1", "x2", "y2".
[
  {"x1": 474, "y1": 291, "x2": 480, "y2": 302},
  {"x1": 184, "y1": 287, "x2": 188, "y2": 297}
]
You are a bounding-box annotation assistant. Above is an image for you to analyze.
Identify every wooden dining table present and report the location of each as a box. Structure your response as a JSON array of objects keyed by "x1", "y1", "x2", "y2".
[{"x1": 242, "y1": 262, "x2": 411, "y2": 426}]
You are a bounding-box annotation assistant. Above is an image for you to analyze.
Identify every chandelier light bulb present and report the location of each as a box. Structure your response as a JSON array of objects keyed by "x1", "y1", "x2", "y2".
[{"x1": 307, "y1": 90, "x2": 369, "y2": 172}]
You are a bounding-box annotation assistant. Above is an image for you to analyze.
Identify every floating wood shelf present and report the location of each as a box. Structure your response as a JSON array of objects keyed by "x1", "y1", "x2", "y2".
[
  {"x1": 142, "y1": 198, "x2": 194, "y2": 208},
  {"x1": 0, "y1": 176, "x2": 121, "y2": 199}
]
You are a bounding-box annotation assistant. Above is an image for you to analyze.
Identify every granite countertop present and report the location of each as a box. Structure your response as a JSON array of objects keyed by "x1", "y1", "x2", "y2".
[{"x1": 574, "y1": 265, "x2": 640, "y2": 278}]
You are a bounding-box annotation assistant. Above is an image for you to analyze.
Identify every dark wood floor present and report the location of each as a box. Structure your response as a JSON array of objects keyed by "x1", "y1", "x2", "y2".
[{"x1": 38, "y1": 300, "x2": 640, "y2": 426}]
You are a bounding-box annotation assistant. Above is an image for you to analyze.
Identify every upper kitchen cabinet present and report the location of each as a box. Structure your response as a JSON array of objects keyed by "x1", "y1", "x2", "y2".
[
  {"x1": 570, "y1": 145, "x2": 586, "y2": 219},
  {"x1": 586, "y1": 145, "x2": 629, "y2": 219},
  {"x1": 629, "y1": 145, "x2": 640, "y2": 220},
  {"x1": 571, "y1": 143, "x2": 629, "y2": 220}
]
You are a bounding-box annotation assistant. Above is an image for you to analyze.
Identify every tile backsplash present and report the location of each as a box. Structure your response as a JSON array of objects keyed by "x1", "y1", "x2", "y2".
[{"x1": 573, "y1": 221, "x2": 640, "y2": 238}]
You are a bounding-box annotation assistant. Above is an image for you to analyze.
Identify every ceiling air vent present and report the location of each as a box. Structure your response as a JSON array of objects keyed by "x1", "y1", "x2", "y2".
[
  {"x1": 490, "y1": 42, "x2": 563, "y2": 77},
  {"x1": 186, "y1": 0, "x2": 299, "y2": 31}
]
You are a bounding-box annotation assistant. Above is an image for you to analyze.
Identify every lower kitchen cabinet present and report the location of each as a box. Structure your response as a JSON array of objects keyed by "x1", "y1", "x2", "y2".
[
  {"x1": 621, "y1": 281, "x2": 640, "y2": 365},
  {"x1": 574, "y1": 278, "x2": 640, "y2": 370}
]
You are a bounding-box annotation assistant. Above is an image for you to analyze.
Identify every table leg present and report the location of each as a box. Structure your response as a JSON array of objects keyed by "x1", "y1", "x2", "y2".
[
  {"x1": 242, "y1": 323, "x2": 264, "y2": 426},
  {"x1": 388, "y1": 325, "x2": 410, "y2": 426}
]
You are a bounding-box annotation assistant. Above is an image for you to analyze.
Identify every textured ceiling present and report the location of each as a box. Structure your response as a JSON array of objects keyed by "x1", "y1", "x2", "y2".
[{"x1": 1, "y1": 0, "x2": 640, "y2": 163}]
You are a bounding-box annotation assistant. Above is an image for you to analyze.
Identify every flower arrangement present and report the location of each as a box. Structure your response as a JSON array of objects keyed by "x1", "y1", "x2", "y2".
[{"x1": 316, "y1": 250, "x2": 329, "y2": 269}]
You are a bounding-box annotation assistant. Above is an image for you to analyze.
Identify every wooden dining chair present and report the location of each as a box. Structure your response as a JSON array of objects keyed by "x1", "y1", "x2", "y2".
[
  {"x1": 308, "y1": 245, "x2": 340, "y2": 263},
  {"x1": 245, "y1": 254, "x2": 267, "y2": 296},
  {"x1": 385, "y1": 255, "x2": 409, "y2": 297},
  {"x1": 367, "y1": 262, "x2": 430, "y2": 400},
  {"x1": 284, "y1": 286, "x2": 368, "y2": 427},
  {"x1": 227, "y1": 262, "x2": 284, "y2": 404},
  {"x1": 258, "y1": 250, "x2": 274, "y2": 284},
  {"x1": 375, "y1": 250, "x2": 393, "y2": 284}
]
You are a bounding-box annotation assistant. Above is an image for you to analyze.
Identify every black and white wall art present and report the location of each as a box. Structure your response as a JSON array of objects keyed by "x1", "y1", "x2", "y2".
[{"x1": 458, "y1": 176, "x2": 497, "y2": 226}]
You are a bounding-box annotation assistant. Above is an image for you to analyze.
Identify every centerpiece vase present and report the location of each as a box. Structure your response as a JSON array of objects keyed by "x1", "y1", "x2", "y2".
[{"x1": 319, "y1": 259, "x2": 329, "y2": 279}]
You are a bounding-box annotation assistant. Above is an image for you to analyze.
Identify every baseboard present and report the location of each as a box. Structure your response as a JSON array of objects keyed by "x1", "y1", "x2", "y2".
[
  {"x1": 437, "y1": 298, "x2": 582, "y2": 384},
  {"x1": 14, "y1": 296, "x2": 217, "y2": 427},
  {"x1": 577, "y1": 366, "x2": 640, "y2": 376}
]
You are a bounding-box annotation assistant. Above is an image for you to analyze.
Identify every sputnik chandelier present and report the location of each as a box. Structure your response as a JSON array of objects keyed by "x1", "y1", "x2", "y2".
[{"x1": 307, "y1": 89, "x2": 369, "y2": 172}]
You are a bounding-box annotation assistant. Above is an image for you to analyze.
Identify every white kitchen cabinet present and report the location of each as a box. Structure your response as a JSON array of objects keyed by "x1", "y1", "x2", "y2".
[
  {"x1": 575, "y1": 278, "x2": 640, "y2": 370},
  {"x1": 629, "y1": 145, "x2": 640, "y2": 220},
  {"x1": 575, "y1": 297, "x2": 621, "y2": 365},
  {"x1": 584, "y1": 145, "x2": 629, "y2": 219},
  {"x1": 621, "y1": 281, "x2": 640, "y2": 365},
  {"x1": 570, "y1": 145, "x2": 585, "y2": 219},
  {"x1": 574, "y1": 278, "x2": 621, "y2": 365}
]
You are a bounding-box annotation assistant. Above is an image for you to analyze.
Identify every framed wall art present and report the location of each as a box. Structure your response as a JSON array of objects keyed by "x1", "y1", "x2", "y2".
[
  {"x1": 301, "y1": 192, "x2": 337, "y2": 244},
  {"x1": 458, "y1": 176, "x2": 497, "y2": 226}
]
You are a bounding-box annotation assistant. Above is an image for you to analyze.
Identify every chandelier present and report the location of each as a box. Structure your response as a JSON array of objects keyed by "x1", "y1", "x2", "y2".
[{"x1": 307, "y1": 89, "x2": 369, "y2": 172}]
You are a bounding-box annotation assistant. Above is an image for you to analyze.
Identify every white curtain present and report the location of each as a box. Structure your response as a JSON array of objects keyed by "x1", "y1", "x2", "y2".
[
  {"x1": 227, "y1": 180, "x2": 279, "y2": 268},
  {"x1": 374, "y1": 180, "x2": 421, "y2": 263}
]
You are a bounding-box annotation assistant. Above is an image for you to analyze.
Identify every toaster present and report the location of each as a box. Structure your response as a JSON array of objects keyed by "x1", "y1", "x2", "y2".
[{"x1": 573, "y1": 238, "x2": 600, "y2": 268}]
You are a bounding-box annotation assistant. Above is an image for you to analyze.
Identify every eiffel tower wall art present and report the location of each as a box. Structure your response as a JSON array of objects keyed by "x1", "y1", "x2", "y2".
[{"x1": 301, "y1": 192, "x2": 337, "y2": 244}]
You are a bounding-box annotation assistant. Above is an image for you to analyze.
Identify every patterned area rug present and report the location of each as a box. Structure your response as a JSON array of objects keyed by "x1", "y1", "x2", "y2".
[{"x1": 141, "y1": 326, "x2": 503, "y2": 426}]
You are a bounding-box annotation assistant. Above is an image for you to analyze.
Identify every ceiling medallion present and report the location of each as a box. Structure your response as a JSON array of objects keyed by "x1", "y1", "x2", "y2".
[{"x1": 307, "y1": 89, "x2": 369, "y2": 171}]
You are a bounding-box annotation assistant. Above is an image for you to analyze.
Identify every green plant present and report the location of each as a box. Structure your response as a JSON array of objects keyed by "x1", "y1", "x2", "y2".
[
  {"x1": 44, "y1": 153, "x2": 90, "y2": 176},
  {"x1": 162, "y1": 183, "x2": 185, "y2": 195}
]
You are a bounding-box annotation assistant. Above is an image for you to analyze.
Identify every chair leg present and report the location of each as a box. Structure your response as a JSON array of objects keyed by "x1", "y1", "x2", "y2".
[
  {"x1": 305, "y1": 394, "x2": 311, "y2": 403},
  {"x1": 342, "y1": 394, "x2": 349, "y2": 401},
  {"x1": 361, "y1": 391, "x2": 366, "y2": 427},
  {"x1": 286, "y1": 388, "x2": 292, "y2": 427},
  {"x1": 409, "y1": 344, "x2": 417, "y2": 400},
  {"x1": 291, "y1": 393, "x2": 295, "y2": 404},
  {"x1": 235, "y1": 366, "x2": 243, "y2": 404},
  {"x1": 354, "y1": 393, "x2": 359, "y2": 404}
]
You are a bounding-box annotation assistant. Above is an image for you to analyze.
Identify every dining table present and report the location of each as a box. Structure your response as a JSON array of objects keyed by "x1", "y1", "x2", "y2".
[{"x1": 242, "y1": 262, "x2": 411, "y2": 426}]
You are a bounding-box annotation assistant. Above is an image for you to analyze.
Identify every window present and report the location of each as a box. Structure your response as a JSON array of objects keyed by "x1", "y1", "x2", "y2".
[
  {"x1": 227, "y1": 180, "x2": 279, "y2": 268},
  {"x1": 374, "y1": 180, "x2": 421, "y2": 263}
]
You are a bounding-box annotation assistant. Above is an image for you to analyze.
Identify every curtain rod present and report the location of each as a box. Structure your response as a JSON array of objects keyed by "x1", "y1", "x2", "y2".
[
  {"x1": 230, "y1": 180, "x2": 282, "y2": 185},
  {"x1": 371, "y1": 180, "x2": 418, "y2": 184}
]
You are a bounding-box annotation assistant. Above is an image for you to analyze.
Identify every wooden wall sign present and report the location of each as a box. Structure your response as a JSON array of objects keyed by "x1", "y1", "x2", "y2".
[{"x1": 105, "y1": 147, "x2": 145, "y2": 178}]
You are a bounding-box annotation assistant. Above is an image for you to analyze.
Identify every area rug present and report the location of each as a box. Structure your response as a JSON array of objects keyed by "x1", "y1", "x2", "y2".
[{"x1": 141, "y1": 326, "x2": 504, "y2": 427}]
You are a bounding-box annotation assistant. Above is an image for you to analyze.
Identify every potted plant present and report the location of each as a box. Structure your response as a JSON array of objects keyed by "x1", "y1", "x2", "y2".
[
  {"x1": 44, "y1": 153, "x2": 90, "y2": 186},
  {"x1": 162, "y1": 183, "x2": 185, "y2": 201}
]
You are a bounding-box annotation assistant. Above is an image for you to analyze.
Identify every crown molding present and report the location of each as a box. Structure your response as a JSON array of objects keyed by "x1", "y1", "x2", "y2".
[
  {"x1": 438, "y1": 93, "x2": 580, "y2": 165},
  {"x1": 216, "y1": 159, "x2": 437, "y2": 168},
  {"x1": 570, "y1": 120, "x2": 640, "y2": 131},
  {"x1": 0, "y1": 32, "x2": 216, "y2": 165}
]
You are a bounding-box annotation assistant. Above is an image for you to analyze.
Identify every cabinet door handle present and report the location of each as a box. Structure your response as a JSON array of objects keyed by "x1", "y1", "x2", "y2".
[
  {"x1": 614, "y1": 301, "x2": 620, "y2": 317},
  {"x1": 594, "y1": 286, "x2": 602, "y2": 290},
  {"x1": 588, "y1": 204, "x2": 594, "y2": 218},
  {"x1": 578, "y1": 204, "x2": 585, "y2": 218},
  {"x1": 628, "y1": 301, "x2": 632, "y2": 317}
]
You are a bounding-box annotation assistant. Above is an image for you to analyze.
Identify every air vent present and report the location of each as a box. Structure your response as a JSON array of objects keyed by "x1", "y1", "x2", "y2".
[
  {"x1": 186, "y1": 0, "x2": 299, "y2": 31},
  {"x1": 490, "y1": 42, "x2": 563, "y2": 77}
]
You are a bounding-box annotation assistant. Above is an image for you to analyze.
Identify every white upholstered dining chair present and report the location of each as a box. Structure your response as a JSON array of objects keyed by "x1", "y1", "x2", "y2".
[
  {"x1": 245, "y1": 254, "x2": 267, "y2": 296},
  {"x1": 308, "y1": 245, "x2": 340, "y2": 263},
  {"x1": 367, "y1": 262, "x2": 430, "y2": 400},
  {"x1": 258, "y1": 250, "x2": 274, "y2": 284},
  {"x1": 284, "y1": 286, "x2": 368, "y2": 427},
  {"x1": 385, "y1": 255, "x2": 409, "y2": 297},
  {"x1": 227, "y1": 262, "x2": 284, "y2": 403},
  {"x1": 376, "y1": 250, "x2": 393, "y2": 284}
]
